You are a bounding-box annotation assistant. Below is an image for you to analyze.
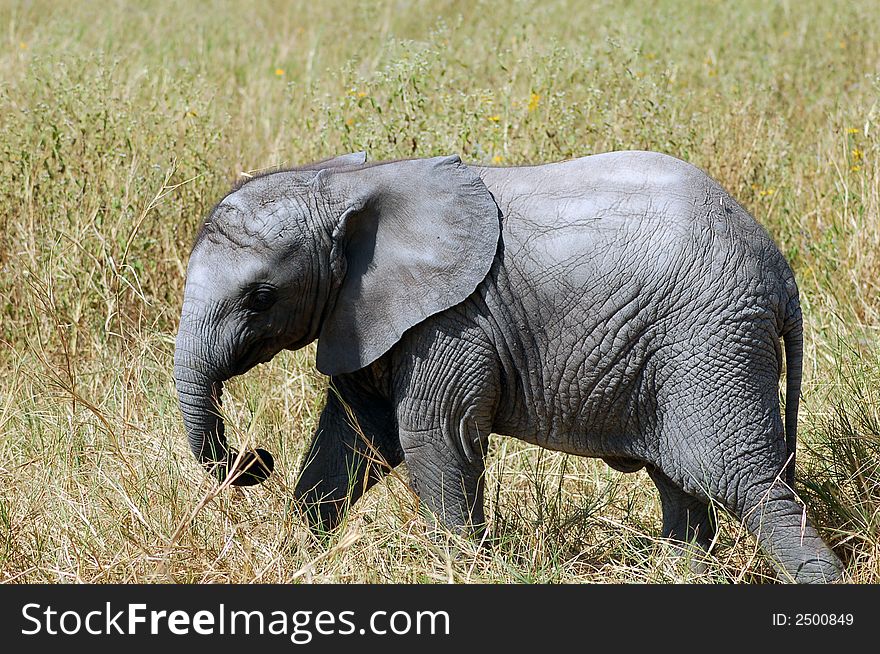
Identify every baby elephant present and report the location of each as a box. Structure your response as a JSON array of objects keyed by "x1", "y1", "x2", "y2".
[{"x1": 173, "y1": 151, "x2": 843, "y2": 582}]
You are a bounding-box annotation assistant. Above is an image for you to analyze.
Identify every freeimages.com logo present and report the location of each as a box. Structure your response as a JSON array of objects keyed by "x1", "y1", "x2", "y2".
[{"x1": 21, "y1": 602, "x2": 450, "y2": 644}]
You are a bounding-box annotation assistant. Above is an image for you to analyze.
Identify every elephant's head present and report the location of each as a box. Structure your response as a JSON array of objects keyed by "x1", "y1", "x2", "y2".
[{"x1": 173, "y1": 153, "x2": 500, "y2": 485}]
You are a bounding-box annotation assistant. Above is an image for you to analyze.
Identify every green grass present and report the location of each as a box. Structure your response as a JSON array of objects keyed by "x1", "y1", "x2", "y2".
[{"x1": 0, "y1": 0, "x2": 878, "y2": 583}]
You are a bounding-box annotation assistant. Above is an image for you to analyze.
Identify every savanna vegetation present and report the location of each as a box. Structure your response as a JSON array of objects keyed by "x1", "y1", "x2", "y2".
[{"x1": 0, "y1": 0, "x2": 878, "y2": 583}]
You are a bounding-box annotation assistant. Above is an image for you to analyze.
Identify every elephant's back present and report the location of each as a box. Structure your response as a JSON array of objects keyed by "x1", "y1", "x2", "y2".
[
  {"x1": 477, "y1": 149, "x2": 707, "y2": 194},
  {"x1": 478, "y1": 150, "x2": 739, "y2": 237},
  {"x1": 477, "y1": 150, "x2": 791, "y2": 299}
]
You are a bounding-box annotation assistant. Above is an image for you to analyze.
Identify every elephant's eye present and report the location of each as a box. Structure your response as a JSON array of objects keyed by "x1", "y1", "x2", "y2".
[{"x1": 249, "y1": 287, "x2": 277, "y2": 312}]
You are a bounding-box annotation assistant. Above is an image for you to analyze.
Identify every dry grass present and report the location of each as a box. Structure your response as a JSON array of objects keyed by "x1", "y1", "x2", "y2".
[{"x1": 0, "y1": 0, "x2": 878, "y2": 583}]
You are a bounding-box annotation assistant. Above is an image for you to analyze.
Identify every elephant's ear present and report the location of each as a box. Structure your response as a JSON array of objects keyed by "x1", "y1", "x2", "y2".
[
  {"x1": 300, "y1": 152, "x2": 367, "y2": 170},
  {"x1": 313, "y1": 155, "x2": 500, "y2": 376}
]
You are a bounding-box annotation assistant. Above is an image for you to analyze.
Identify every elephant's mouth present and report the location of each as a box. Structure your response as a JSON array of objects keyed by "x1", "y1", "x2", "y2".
[
  {"x1": 283, "y1": 332, "x2": 316, "y2": 353},
  {"x1": 232, "y1": 337, "x2": 276, "y2": 377}
]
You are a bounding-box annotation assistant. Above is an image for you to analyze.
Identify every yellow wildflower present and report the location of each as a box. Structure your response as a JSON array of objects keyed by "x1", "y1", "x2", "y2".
[
  {"x1": 851, "y1": 148, "x2": 863, "y2": 160},
  {"x1": 528, "y1": 93, "x2": 540, "y2": 112},
  {"x1": 488, "y1": 115, "x2": 501, "y2": 122},
  {"x1": 847, "y1": 128, "x2": 860, "y2": 135},
  {"x1": 19, "y1": 42, "x2": 27, "y2": 49},
  {"x1": 492, "y1": 155, "x2": 503, "y2": 164},
  {"x1": 345, "y1": 118, "x2": 355, "y2": 126},
  {"x1": 275, "y1": 68, "x2": 285, "y2": 77},
  {"x1": 851, "y1": 165, "x2": 861, "y2": 172},
  {"x1": 357, "y1": 91, "x2": 367, "y2": 98}
]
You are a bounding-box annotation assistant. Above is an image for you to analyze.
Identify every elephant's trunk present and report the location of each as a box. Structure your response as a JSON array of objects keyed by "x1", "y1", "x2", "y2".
[{"x1": 173, "y1": 332, "x2": 273, "y2": 486}]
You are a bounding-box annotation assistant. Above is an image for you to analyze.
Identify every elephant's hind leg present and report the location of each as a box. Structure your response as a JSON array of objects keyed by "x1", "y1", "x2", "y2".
[
  {"x1": 734, "y1": 478, "x2": 843, "y2": 583},
  {"x1": 647, "y1": 467, "x2": 716, "y2": 573},
  {"x1": 660, "y1": 418, "x2": 843, "y2": 582},
  {"x1": 657, "y1": 342, "x2": 844, "y2": 582},
  {"x1": 666, "y1": 429, "x2": 843, "y2": 582},
  {"x1": 648, "y1": 467, "x2": 716, "y2": 550}
]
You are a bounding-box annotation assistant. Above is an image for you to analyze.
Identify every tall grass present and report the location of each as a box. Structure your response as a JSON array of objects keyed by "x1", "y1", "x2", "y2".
[{"x1": 0, "y1": 0, "x2": 877, "y2": 582}]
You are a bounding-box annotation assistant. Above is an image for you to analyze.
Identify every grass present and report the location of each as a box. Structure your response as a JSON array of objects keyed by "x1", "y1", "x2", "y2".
[{"x1": 0, "y1": 0, "x2": 878, "y2": 583}]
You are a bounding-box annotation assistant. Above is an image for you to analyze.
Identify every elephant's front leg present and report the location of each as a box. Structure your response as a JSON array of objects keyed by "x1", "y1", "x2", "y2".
[
  {"x1": 399, "y1": 423, "x2": 489, "y2": 535},
  {"x1": 396, "y1": 370, "x2": 496, "y2": 536},
  {"x1": 294, "y1": 379, "x2": 402, "y2": 533},
  {"x1": 392, "y1": 320, "x2": 498, "y2": 536}
]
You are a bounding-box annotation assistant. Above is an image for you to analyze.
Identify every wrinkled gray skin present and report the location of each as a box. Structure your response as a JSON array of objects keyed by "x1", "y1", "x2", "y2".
[{"x1": 174, "y1": 151, "x2": 844, "y2": 583}]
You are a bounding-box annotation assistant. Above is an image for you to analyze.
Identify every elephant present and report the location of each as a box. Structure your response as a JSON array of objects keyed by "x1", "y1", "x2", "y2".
[{"x1": 173, "y1": 150, "x2": 844, "y2": 582}]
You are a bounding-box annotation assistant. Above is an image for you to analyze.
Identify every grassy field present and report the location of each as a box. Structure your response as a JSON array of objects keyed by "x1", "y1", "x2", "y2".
[{"x1": 0, "y1": 0, "x2": 878, "y2": 583}]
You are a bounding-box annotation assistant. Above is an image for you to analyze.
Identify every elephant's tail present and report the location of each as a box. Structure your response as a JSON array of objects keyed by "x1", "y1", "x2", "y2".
[{"x1": 781, "y1": 301, "x2": 803, "y2": 488}]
